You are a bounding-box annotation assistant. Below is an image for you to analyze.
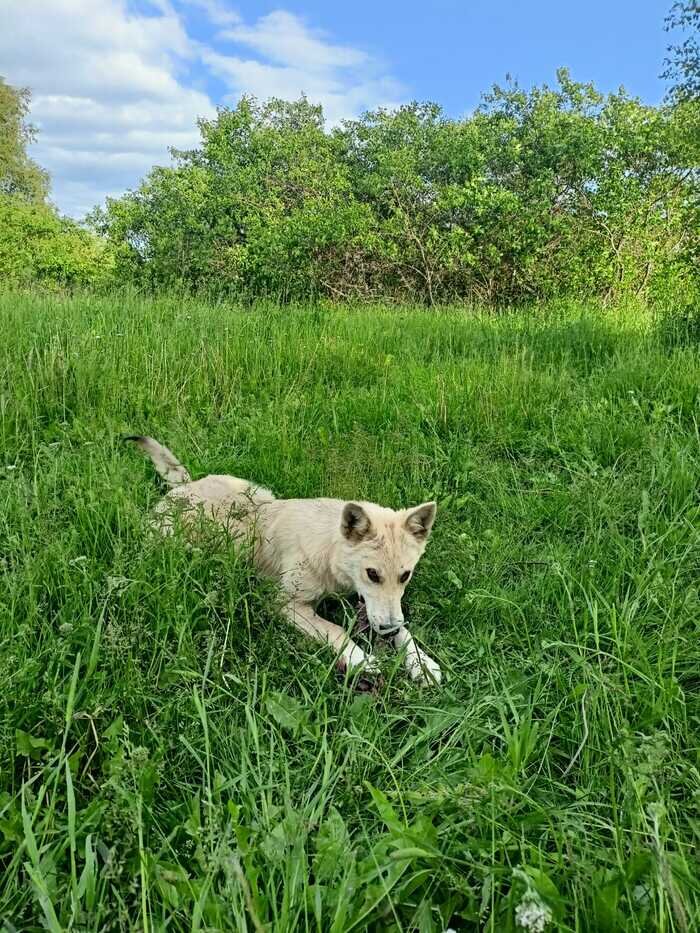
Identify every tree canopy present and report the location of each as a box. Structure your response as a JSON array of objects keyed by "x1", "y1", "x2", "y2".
[
  {"x1": 92, "y1": 72, "x2": 700, "y2": 305},
  {"x1": 0, "y1": 77, "x2": 49, "y2": 202},
  {"x1": 663, "y1": 1, "x2": 700, "y2": 102},
  {"x1": 0, "y1": 78, "x2": 112, "y2": 288}
]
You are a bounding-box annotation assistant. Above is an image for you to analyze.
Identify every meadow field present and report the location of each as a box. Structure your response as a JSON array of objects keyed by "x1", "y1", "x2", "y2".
[{"x1": 0, "y1": 292, "x2": 698, "y2": 932}]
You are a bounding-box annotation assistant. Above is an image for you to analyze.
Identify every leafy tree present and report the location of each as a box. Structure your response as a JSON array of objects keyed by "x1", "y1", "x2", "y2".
[
  {"x1": 0, "y1": 77, "x2": 112, "y2": 290},
  {"x1": 91, "y1": 96, "x2": 374, "y2": 299},
  {"x1": 663, "y1": 1, "x2": 700, "y2": 101},
  {"x1": 468, "y1": 71, "x2": 699, "y2": 301},
  {"x1": 0, "y1": 77, "x2": 49, "y2": 202},
  {"x1": 93, "y1": 75, "x2": 700, "y2": 305}
]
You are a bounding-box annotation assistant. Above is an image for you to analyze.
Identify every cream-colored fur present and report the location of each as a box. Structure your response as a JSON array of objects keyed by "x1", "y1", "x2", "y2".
[{"x1": 127, "y1": 436, "x2": 442, "y2": 684}]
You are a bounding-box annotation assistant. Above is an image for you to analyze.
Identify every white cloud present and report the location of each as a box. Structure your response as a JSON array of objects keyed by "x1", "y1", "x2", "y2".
[
  {"x1": 219, "y1": 10, "x2": 368, "y2": 71},
  {"x1": 201, "y1": 50, "x2": 402, "y2": 126},
  {"x1": 0, "y1": 0, "x2": 403, "y2": 217},
  {"x1": 184, "y1": 0, "x2": 240, "y2": 27},
  {"x1": 204, "y1": 10, "x2": 404, "y2": 126}
]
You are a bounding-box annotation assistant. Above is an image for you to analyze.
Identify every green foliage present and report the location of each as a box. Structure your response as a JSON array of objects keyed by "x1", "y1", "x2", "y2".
[
  {"x1": 0, "y1": 78, "x2": 112, "y2": 291},
  {"x1": 663, "y1": 1, "x2": 700, "y2": 102},
  {"x1": 89, "y1": 96, "x2": 375, "y2": 300},
  {"x1": 92, "y1": 74, "x2": 700, "y2": 304},
  {"x1": 0, "y1": 76, "x2": 49, "y2": 203},
  {"x1": 1, "y1": 292, "x2": 699, "y2": 929},
  {"x1": 0, "y1": 196, "x2": 113, "y2": 289}
]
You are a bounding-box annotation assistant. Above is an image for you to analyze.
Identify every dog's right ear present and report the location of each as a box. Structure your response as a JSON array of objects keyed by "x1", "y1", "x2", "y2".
[
  {"x1": 404, "y1": 501, "x2": 437, "y2": 540},
  {"x1": 341, "y1": 503, "x2": 372, "y2": 543}
]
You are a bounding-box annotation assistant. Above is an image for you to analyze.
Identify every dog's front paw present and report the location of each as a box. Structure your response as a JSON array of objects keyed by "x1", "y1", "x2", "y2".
[
  {"x1": 336, "y1": 645, "x2": 383, "y2": 692},
  {"x1": 406, "y1": 649, "x2": 442, "y2": 686},
  {"x1": 337, "y1": 644, "x2": 378, "y2": 674},
  {"x1": 340, "y1": 645, "x2": 370, "y2": 671}
]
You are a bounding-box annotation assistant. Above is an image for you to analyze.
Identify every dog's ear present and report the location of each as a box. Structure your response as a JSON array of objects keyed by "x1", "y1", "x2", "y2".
[
  {"x1": 404, "y1": 501, "x2": 437, "y2": 540},
  {"x1": 341, "y1": 502, "x2": 372, "y2": 542}
]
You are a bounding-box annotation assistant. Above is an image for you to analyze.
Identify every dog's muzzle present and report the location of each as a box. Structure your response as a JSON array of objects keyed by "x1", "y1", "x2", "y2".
[{"x1": 355, "y1": 597, "x2": 407, "y2": 639}]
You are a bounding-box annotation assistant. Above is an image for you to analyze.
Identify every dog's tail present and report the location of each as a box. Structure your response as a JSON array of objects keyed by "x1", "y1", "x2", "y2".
[{"x1": 124, "y1": 435, "x2": 191, "y2": 486}]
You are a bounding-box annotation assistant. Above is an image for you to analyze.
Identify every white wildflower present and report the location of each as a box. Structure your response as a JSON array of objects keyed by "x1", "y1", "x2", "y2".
[
  {"x1": 515, "y1": 894, "x2": 552, "y2": 932},
  {"x1": 106, "y1": 574, "x2": 130, "y2": 595}
]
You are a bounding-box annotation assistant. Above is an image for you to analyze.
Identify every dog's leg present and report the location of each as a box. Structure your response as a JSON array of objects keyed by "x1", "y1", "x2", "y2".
[
  {"x1": 393, "y1": 627, "x2": 442, "y2": 685},
  {"x1": 282, "y1": 600, "x2": 378, "y2": 675}
]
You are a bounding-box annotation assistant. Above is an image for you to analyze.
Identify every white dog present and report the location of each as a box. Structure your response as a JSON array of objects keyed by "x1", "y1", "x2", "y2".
[{"x1": 126, "y1": 436, "x2": 442, "y2": 684}]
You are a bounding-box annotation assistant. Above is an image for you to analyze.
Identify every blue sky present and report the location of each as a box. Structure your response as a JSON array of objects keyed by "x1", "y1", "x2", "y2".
[
  {"x1": 223, "y1": 0, "x2": 672, "y2": 113},
  {"x1": 1, "y1": 0, "x2": 674, "y2": 217}
]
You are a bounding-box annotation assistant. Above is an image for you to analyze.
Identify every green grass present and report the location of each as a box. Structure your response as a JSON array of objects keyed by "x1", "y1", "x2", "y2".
[{"x1": 0, "y1": 291, "x2": 699, "y2": 932}]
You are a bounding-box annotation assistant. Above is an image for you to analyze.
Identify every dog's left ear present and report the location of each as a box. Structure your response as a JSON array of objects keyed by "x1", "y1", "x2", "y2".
[{"x1": 404, "y1": 501, "x2": 437, "y2": 540}]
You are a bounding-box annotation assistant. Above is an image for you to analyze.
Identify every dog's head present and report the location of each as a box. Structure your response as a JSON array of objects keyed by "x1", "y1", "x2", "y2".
[{"x1": 340, "y1": 500, "x2": 436, "y2": 635}]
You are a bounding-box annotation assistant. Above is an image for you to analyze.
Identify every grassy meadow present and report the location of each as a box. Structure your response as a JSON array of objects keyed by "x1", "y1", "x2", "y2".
[{"x1": 0, "y1": 291, "x2": 699, "y2": 932}]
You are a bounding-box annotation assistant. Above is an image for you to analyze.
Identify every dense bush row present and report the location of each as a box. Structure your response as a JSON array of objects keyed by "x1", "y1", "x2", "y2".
[
  {"x1": 90, "y1": 72, "x2": 700, "y2": 305},
  {"x1": 1, "y1": 70, "x2": 698, "y2": 304}
]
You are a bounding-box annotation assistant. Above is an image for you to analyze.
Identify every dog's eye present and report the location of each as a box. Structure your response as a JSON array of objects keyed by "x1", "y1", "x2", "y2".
[
  {"x1": 366, "y1": 568, "x2": 381, "y2": 584},
  {"x1": 399, "y1": 570, "x2": 411, "y2": 584}
]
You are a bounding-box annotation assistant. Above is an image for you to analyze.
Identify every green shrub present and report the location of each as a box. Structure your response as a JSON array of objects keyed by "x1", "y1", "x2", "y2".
[
  {"x1": 91, "y1": 73, "x2": 700, "y2": 305},
  {"x1": 0, "y1": 195, "x2": 113, "y2": 289}
]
